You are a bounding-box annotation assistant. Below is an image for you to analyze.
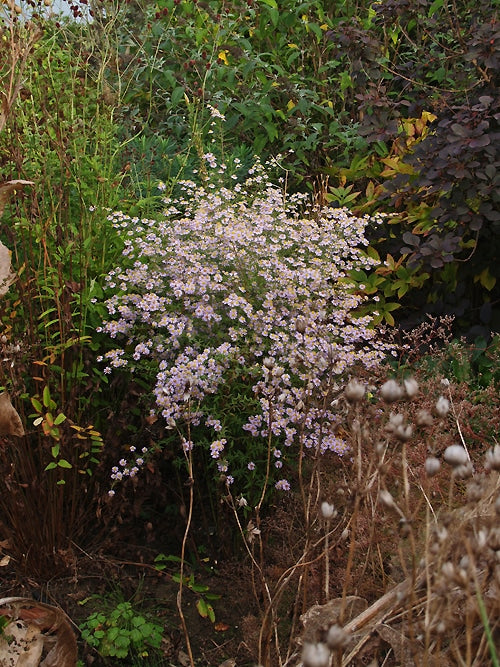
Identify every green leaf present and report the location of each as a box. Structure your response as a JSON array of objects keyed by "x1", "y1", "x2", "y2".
[
  {"x1": 207, "y1": 604, "x2": 215, "y2": 623},
  {"x1": 54, "y1": 412, "x2": 66, "y2": 425},
  {"x1": 44, "y1": 462, "x2": 57, "y2": 471},
  {"x1": 196, "y1": 598, "x2": 209, "y2": 618},
  {"x1": 42, "y1": 385, "x2": 51, "y2": 409},
  {"x1": 57, "y1": 459, "x2": 72, "y2": 469},
  {"x1": 259, "y1": 0, "x2": 278, "y2": 8},
  {"x1": 171, "y1": 87, "x2": 185, "y2": 105},
  {"x1": 31, "y1": 397, "x2": 43, "y2": 413}
]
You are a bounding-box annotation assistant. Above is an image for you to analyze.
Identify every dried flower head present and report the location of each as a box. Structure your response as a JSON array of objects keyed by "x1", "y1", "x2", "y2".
[
  {"x1": 326, "y1": 624, "x2": 349, "y2": 649},
  {"x1": 435, "y1": 396, "x2": 450, "y2": 417},
  {"x1": 443, "y1": 444, "x2": 469, "y2": 468},
  {"x1": 485, "y1": 444, "x2": 500, "y2": 471},
  {"x1": 425, "y1": 456, "x2": 441, "y2": 477},
  {"x1": 403, "y1": 377, "x2": 419, "y2": 398},
  {"x1": 320, "y1": 501, "x2": 337, "y2": 520},
  {"x1": 302, "y1": 642, "x2": 331, "y2": 667},
  {"x1": 380, "y1": 379, "x2": 404, "y2": 403},
  {"x1": 344, "y1": 378, "x2": 365, "y2": 403}
]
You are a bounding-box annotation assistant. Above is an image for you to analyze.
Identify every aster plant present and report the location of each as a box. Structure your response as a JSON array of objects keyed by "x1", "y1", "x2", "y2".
[{"x1": 98, "y1": 156, "x2": 391, "y2": 502}]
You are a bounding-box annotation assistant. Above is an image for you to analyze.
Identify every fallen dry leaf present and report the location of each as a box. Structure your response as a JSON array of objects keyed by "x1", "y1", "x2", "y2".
[
  {"x1": 0, "y1": 597, "x2": 77, "y2": 667},
  {"x1": 0, "y1": 240, "x2": 14, "y2": 297},
  {"x1": 0, "y1": 180, "x2": 34, "y2": 219},
  {"x1": 0, "y1": 555, "x2": 10, "y2": 567},
  {"x1": 0, "y1": 392, "x2": 24, "y2": 436}
]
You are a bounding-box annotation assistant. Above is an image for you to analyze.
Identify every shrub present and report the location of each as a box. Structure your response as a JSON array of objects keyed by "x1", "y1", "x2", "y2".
[{"x1": 98, "y1": 155, "x2": 392, "y2": 507}]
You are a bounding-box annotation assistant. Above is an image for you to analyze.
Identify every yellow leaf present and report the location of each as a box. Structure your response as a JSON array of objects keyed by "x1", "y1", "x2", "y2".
[
  {"x1": 218, "y1": 50, "x2": 229, "y2": 65},
  {"x1": 422, "y1": 111, "x2": 437, "y2": 124},
  {"x1": 287, "y1": 43, "x2": 299, "y2": 49},
  {"x1": 287, "y1": 99, "x2": 296, "y2": 111}
]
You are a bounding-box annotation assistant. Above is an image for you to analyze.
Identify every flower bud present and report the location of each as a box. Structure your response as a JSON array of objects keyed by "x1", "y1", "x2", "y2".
[
  {"x1": 380, "y1": 379, "x2": 404, "y2": 402},
  {"x1": 295, "y1": 317, "x2": 307, "y2": 334}
]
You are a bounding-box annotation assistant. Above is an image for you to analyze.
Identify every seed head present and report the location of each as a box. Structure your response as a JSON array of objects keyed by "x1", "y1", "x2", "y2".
[
  {"x1": 379, "y1": 489, "x2": 396, "y2": 509},
  {"x1": 403, "y1": 377, "x2": 419, "y2": 398},
  {"x1": 435, "y1": 396, "x2": 450, "y2": 417},
  {"x1": 320, "y1": 501, "x2": 337, "y2": 520},
  {"x1": 485, "y1": 444, "x2": 500, "y2": 471},
  {"x1": 344, "y1": 378, "x2": 365, "y2": 403},
  {"x1": 326, "y1": 624, "x2": 348, "y2": 649},
  {"x1": 302, "y1": 642, "x2": 330, "y2": 667},
  {"x1": 444, "y1": 444, "x2": 468, "y2": 467},
  {"x1": 380, "y1": 379, "x2": 404, "y2": 403},
  {"x1": 453, "y1": 461, "x2": 474, "y2": 479},
  {"x1": 415, "y1": 409, "x2": 433, "y2": 426},
  {"x1": 425, "y1": 457, "x2": 441, "y2": 477},
  {"x1": 295, "y1": 317, "x2": 307, "y2": 334}
]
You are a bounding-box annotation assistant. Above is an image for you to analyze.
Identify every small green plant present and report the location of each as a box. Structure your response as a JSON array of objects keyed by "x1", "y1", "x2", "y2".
[
  {"x1": 79, "y1": 601, "x2": 163, "y2": 660},
  {"x1": 154, "y1": 553, "x2": 220, "y2": 624}
]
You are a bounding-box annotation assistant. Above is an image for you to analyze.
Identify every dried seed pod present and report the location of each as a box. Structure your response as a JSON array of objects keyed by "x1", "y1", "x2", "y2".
[
  {"x1": 302, "y1": 642, "x2": 331, "y2": 667},
  {"x1": 416, "y1": 409, "x2": 433, "y2": 426},
  {"x1": 435, "y1": 396, "x2": 450, "y2": 417},
  {"x1": 379, "y1": 489, "x2": 396, "y2": 509},
  {"x1": 344, "y1": 378, "x2": 365, "y2": 403},
  {"x1": 444, "y1": 444, "x2": 468, "y2": 467},
  {"x1": 425, "y1": 456, "x2": 441, "y2": 477},
  {"x1": 320, "y1": 501, "x2": 336, "y2": 520},
  {"x1": 403, "y1": 377, "x2": 419, "y2": 398},
  {"x1": 380, "y1": 379, "x2": 404, "y2": 402},
  {"x1": 326, "y1": 624, "x2": 349, "y2": 649},
  {"x1": 485, "y1": 444, "x2": 500, "y2": 471}
]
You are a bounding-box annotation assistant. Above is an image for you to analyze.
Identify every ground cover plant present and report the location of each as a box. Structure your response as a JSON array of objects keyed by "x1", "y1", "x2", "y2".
[{"x1": 0, "y1": 1, "x2": 499, "y2": 666}]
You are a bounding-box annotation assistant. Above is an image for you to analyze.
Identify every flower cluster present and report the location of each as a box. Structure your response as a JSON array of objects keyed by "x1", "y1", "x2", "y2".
[{"x1": 99, "y1": 159, "x2": 391, "y2": 495}]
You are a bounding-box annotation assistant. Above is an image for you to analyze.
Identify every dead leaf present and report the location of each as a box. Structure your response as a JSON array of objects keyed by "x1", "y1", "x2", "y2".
[
  {"x1": 0, "y1": 555, "x2": 10, "y2": 566},
  {"x1": 0, "y1": 392, "x2": 24, "y2": 436},
  {"x1": 177, "y1": 649, "x2": 192, "y2": 666},
  {"x1": 0, "y1": 180, "x2": 34, "y2": 219},
  {"x1": 218, "y1": 660, "x2": 236, "y2": 667},
  {"x1": 0, "y1": 598, "x2": 77, "y2": 667},
  {"x1": 0, "y1": 241, "x2": 14, "y2": 297},
  {"x1": 215, "y1": 622, "x2": 230, "y2": 632}
]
